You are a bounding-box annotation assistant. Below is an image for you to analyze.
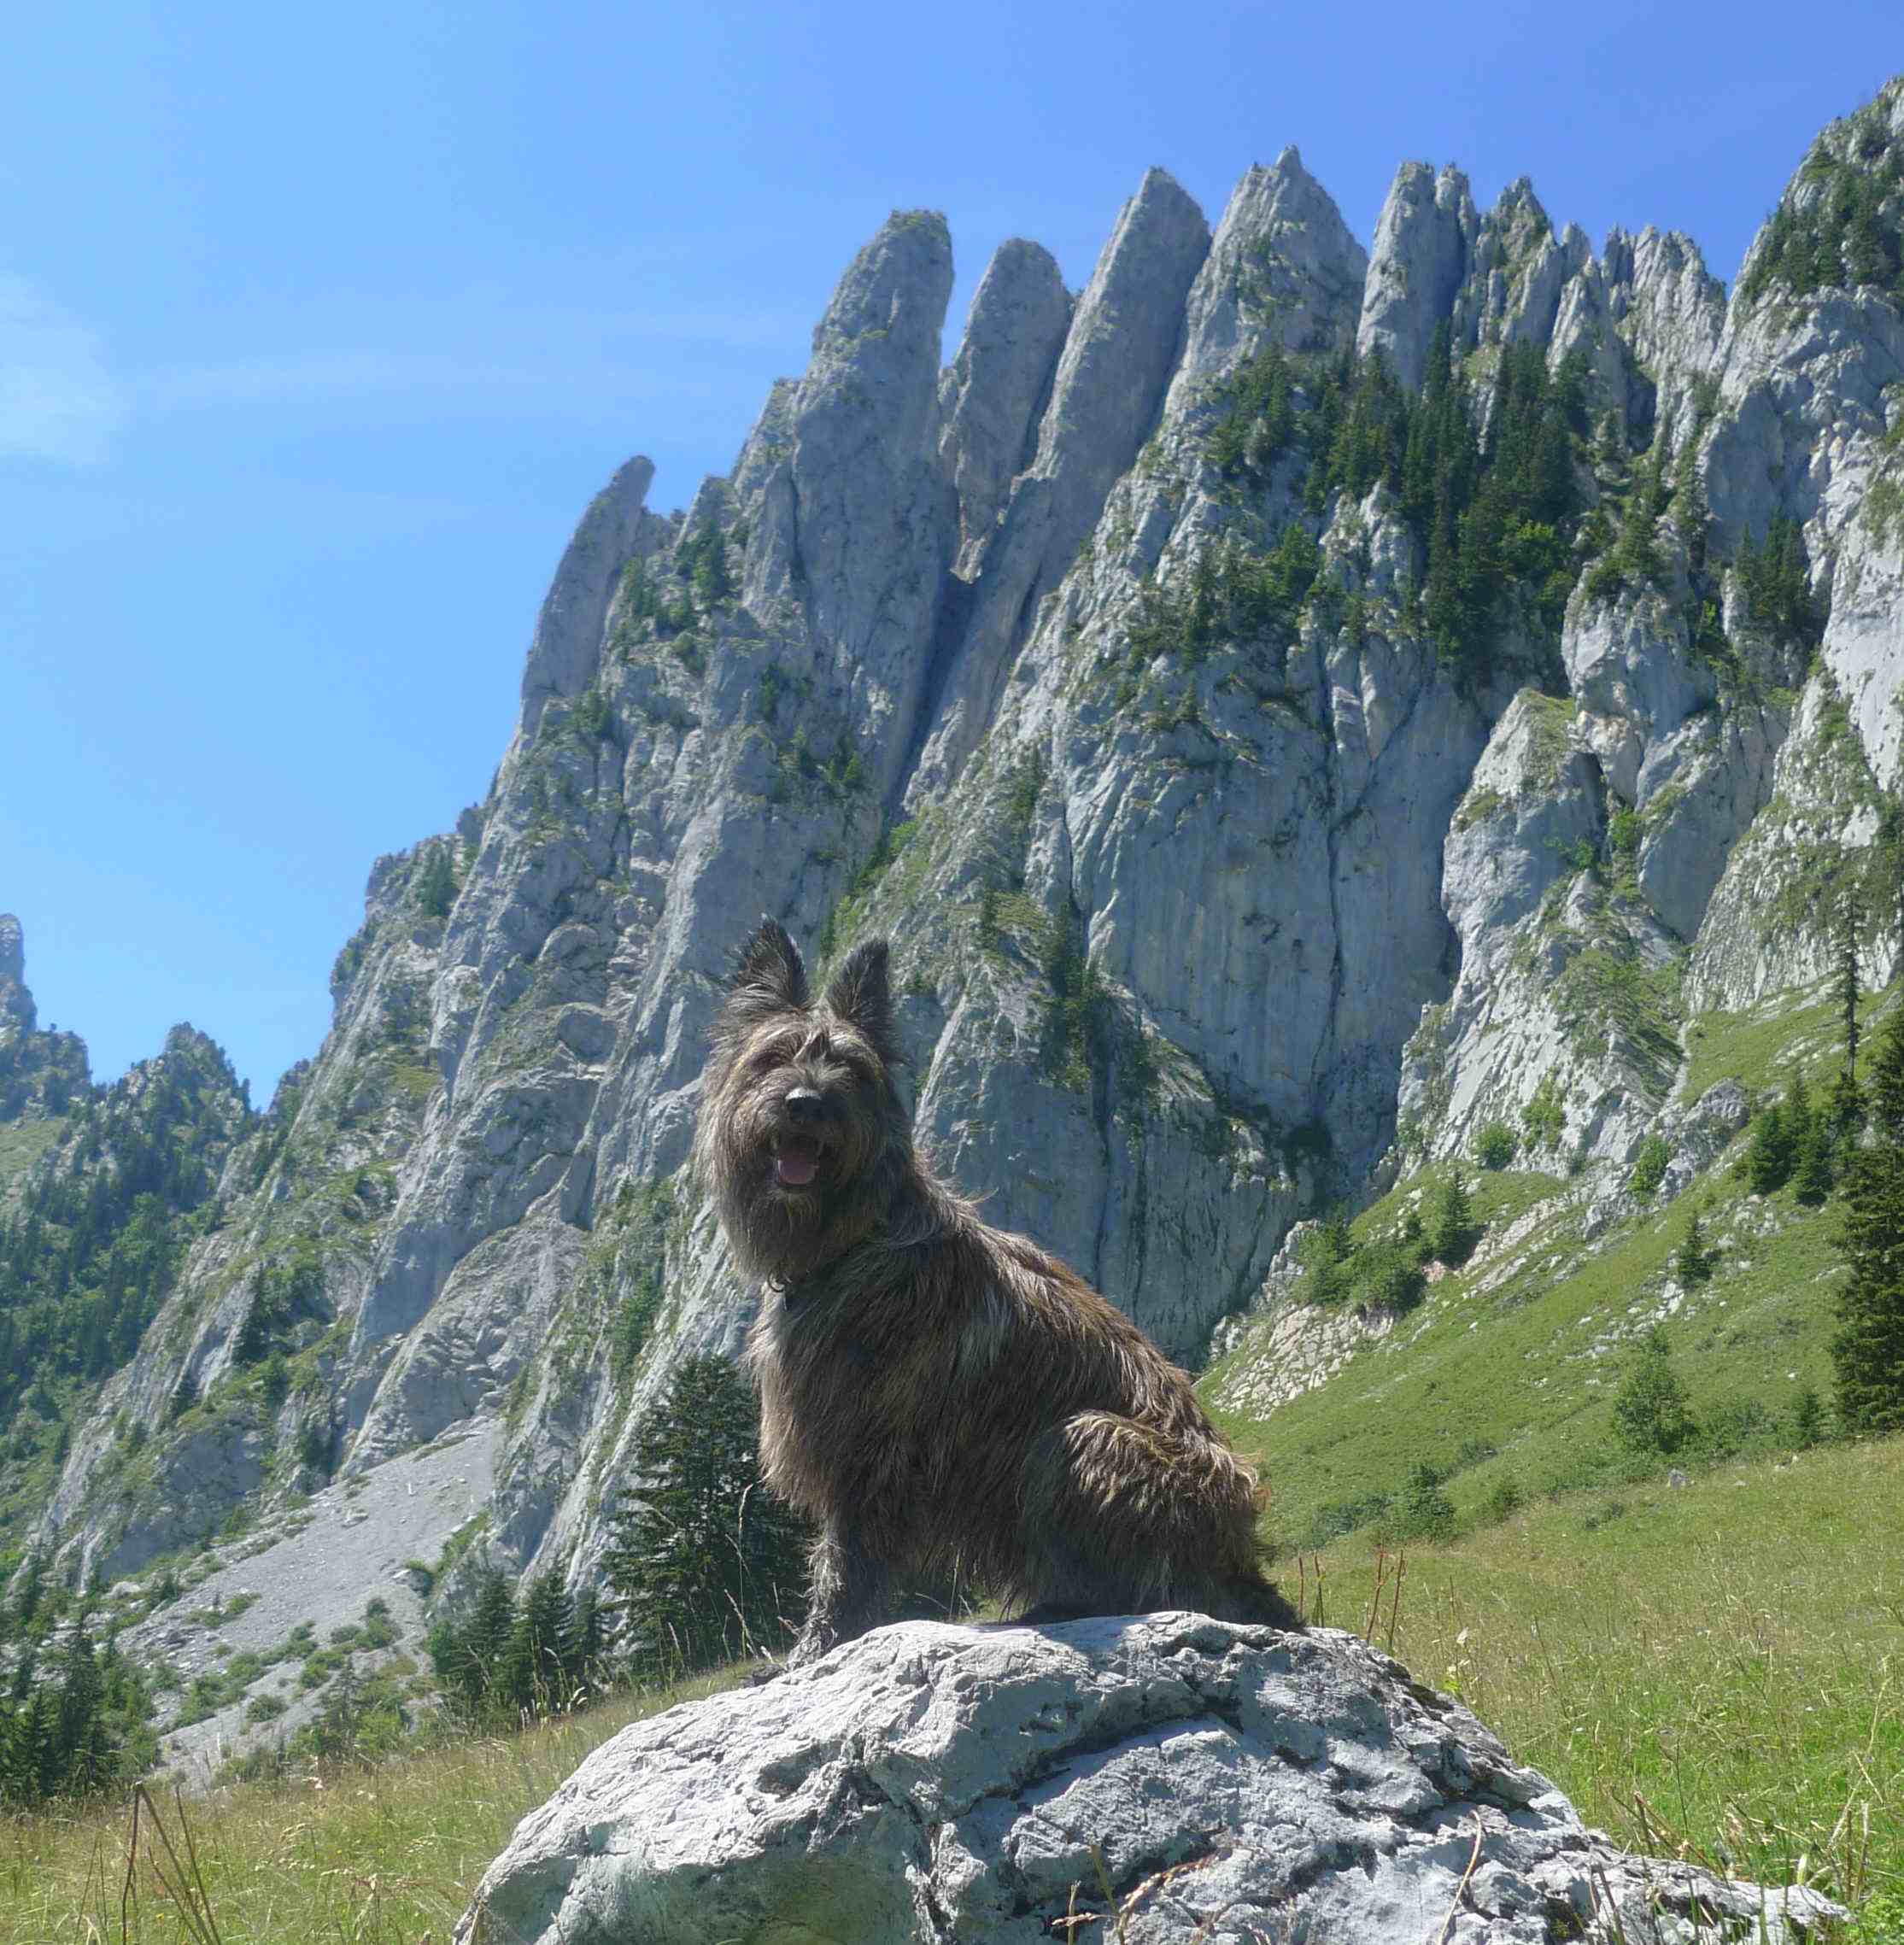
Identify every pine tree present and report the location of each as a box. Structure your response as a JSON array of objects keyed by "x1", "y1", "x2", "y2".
[
  {"x1": 603, "y1": 1355, "x2": 810, "y2": 1681},
  {"x1": 429, "y1": 1569, "x2": 518, "y2": 1719},
  {"x1": 562, "y1": 1586, "x2": 608, "y2": 1706},
  {"x1": 1795, "y1": 1108, "x2": 1837, "y2": 1205},
  {"x1": 1832, "y1": 1006, "x2": 1904, "y2": 1434},
  {"x1": 1745, "y1": 1102, "x2": 1797, "y2": 1194},
  {"x1": 1429, "y1": 1167, "x2": 1478, "y2": 1267},
  {"x1": 413, "y1": 843, "x2": 456, "y2": 920},
  {"x1": 1674, "y1": 1210, "x2": 1715, "y2": 1287},
  {"x1": 51, "y1": 1617, "x2": 103, "y2": 1786},
  {"x1": 501, "y1": 1573, "x2": 575, "y2": 1717}
]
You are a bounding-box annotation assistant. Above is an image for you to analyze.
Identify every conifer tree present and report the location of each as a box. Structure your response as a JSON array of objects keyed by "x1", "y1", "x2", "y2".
[
  {"x1": 1745, "y1": 1101, "x2": 1797, "y2": 1194},
  {"x1": 501, "y1": 1573, "x2": 574, "y2": 1716},
  {"x1": 429, "y1": 1569, "x2": 518, "y2": 1719},
  {"x1": 1674, "y1": 1210, "x2": 1715, "y2": 1287},
  {"x1": 1832, "y1": 1005, "x2": 1904, "y2": 1433},
  {"x1": 1429, "y1": 1167, "x2": 1479, "y2": 1267},
  {"x1": 1783, "y1": 1075, "x2": 1819, "y2": 1196},
  {"x1": 603, "y1": 1355, "x2": 810, "y2": 1681},
  {"x1": 1795, "y1": 1107, "x2": 1837, "y2": 1205},
  {"x1": 563, "y1": 1586, "x2": 608, "y2": 1706},
  {"x1": 413, "y1": 842, "x2": 456, "y2": 920}
]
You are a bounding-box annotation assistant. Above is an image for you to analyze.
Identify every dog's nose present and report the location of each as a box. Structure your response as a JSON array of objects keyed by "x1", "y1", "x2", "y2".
[{"x1": 785, "y1": 1087, "x2": 823, "y2": 1122}]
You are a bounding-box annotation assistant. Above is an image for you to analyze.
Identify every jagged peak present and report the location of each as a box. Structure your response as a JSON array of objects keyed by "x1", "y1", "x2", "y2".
[
  {"x1": 157, "y1": 1022, "x2": 236, "y2": 1070},
  {"x1": 1359, "y1": 156, "x2": 1476, "y2": 386},
  {"x1": 1489, "y1": 174, "x2": 1553, "y2": 240},
  {"x1": 682, "y1": 473, "x2": 734, "y2": 531},
  {"x1": 1134, "y1": 162, "x2": 1194, "y2": 203},
  {"x1": 946, "y1": 236, "x2": 1066, "y2": 360},
  {"x1": 1602, "y1": 223, "x2": 1705, "y2": 286},
  {"x1": 1232, "y1": 146, "x2": 1360, "y2": 243},
  {"x1": 808, "y1": 207, "x2": 953, "y2": 356}
]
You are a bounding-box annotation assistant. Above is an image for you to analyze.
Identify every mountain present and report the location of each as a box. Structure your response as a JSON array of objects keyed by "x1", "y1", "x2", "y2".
[
  {"x1": 0, "y1": 923, "x2": 253, "y2": 1554},
  {"x1": 8, "y1": 78, "x2": 1904, "y2": 1771}
]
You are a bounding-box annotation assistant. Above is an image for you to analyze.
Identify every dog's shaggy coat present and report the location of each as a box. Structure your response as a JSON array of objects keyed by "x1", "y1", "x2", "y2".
[{"x1": 694, "y1": 919, "x2": 1299, "y2": 1661}]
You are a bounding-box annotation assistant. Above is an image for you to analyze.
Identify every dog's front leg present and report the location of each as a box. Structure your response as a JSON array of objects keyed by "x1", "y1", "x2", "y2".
[{"x1": 791, "y1": 1520, "x2": 889, "y2": 1666}]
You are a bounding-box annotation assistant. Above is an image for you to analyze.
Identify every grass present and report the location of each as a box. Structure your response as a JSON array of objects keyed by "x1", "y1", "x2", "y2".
[
  {"x1": 0, "y1": 1667, "x2": 747, "y2": 1944},
  {"x1": 1297, "y1": 1436, "x2": 1904, "y2": 1918}
]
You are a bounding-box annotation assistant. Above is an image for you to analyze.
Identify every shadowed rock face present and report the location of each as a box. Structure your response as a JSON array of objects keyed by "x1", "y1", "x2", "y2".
[
  {"x1": 26, "y1": 82, "x2": 1904, "y2": 1715},
  {"x1": 452, "y1": 1614, "x2": 1841, "y2": 1945}
]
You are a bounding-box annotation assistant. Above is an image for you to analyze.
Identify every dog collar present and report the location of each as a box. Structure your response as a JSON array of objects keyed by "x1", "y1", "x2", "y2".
[{"x1": 768, "y1": 1273, "x2": 814, "y2": 1313}]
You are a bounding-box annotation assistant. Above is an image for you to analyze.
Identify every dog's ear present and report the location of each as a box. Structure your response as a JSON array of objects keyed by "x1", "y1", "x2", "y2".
[
  {"x1": 823, "y1": 939, "x2": 896, "y2": 1059},
  {"x1": 718, "y1": 919, "x2": 808, "y2": 1036}
]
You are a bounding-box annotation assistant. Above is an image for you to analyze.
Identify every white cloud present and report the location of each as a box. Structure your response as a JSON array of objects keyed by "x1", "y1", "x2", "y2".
[{"x1": 0, "y1": 275, "x2": 125, "y2": 466}]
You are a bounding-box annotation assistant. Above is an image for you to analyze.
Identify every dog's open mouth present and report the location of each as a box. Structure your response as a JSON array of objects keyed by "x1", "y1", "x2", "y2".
[{"x1": 774, "y1": 1134, "x2": 823, "y2": 1188}]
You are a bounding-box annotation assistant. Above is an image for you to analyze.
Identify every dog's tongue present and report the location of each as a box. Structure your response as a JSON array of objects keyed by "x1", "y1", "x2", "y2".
[{"x1": 776, "y1": 1137, "x2": 821, "y2": 1186}]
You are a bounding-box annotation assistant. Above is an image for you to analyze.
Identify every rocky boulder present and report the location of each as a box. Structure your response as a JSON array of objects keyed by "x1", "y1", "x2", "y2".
[{"x1": 454, "y1": 1615, "x2": 1838, "y2": 1945}]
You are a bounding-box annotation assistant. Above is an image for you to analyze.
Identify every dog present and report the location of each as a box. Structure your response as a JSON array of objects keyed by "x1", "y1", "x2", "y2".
[{"x1": 694, "y1": 917, "x2": 1299, "y2": 1662}]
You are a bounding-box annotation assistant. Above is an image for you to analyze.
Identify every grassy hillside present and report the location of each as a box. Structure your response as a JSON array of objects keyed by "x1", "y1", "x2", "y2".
[
  {"x1": 1209, "y1": 979, "x2": 1887, "y2": 1551},
  {"x1": 1309, "y1": 1439, "x2": 1904, "y2": 1927},
  {"x1": 1210, "y1": 1151, "x2": 1844, "y2": 1546}
]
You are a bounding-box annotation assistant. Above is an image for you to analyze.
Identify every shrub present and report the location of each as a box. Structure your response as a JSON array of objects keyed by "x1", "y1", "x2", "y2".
[
  {"x1": 1361, "y1": 1245, "x2": 1428, "y2": 1316},
  {"x1": 1693, "y1": 1397, "x2": 1776, "y2": 1462},
  {"x1": 1520, "y1": 1072, "x2": 1567, "y2": 1151},
  {"x1": 1302, "y1": 1491, "x2": 1391, "y2": 1548},
  {"x1": 1612, "y1": 1327, "x2": 1696, "y2": 1456},
  {"x1": 1628, "y1": 1134, "x2": 1670, "y2": 1198},
  {"x1": 1481, "y1": 1478, "x2": 1525, "y2": 1524},
  {"x1": 1390, "y1": 1464, "x2": 1457, "y2": 1543},
  {"x1": 1474, "y1": 1122, "x2": 1516, "y2": 1171}
]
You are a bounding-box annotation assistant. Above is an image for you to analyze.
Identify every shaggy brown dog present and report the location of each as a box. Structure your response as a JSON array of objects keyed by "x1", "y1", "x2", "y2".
[{"x1": 694, "y1": 918, "x2": 1300, "y2": 1662}]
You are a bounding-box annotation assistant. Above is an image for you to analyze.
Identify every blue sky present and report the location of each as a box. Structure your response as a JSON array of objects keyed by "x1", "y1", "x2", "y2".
[{"x1": 1, "y1": 0, "x2": 1896, "y2": 1104}]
